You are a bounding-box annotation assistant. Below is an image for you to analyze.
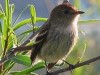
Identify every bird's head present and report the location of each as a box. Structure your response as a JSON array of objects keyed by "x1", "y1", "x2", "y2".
[{"x1": 49, "y1": 1, "x2": 84, "y2": 23}]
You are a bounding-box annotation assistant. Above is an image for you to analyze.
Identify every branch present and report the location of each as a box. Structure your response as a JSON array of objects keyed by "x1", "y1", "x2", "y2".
[{"x1": 46, "y1": 56, "x2": 100, "y2": 75}]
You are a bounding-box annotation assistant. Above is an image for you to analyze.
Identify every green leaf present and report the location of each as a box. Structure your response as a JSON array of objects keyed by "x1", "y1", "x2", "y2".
[
  {"x1": 36, "y1": 17, "x2": 47, "y2": 22},
  {"x1": 0, "y1": 35, "x2": 5, "y2": 50},
  {"x1": 13, "y1": 18, "x2": 31, "y2": 31},
  {"x1": 26, "y1": 40, "x2": 35, "y2": 46},
  {"x1": 9, "y1": 4, "x2": 15, "y2": 25},
  {"x1": 13, "y1": 17, "x2": 47, "y2": 31},
  {"x1": 5, "y1": 0, "x2": 9, "y2": 18},
  {"x1": 11, "y1": 4, "x2": 15, "y2": 14},
  {"x1": 11, "y1": 55, "x2": 31, "y2": 66},
  {"x1": 9, "y1": 62, "x2": 45, "y2": 75},
  {"x1": 8, "y1": 27, "x2": 18, "y2": 45},
  {"x1": 29, "y1": 5, "x2": 36, "y2": 24},
  {"x1": 2, "y1": 16, "x2": 7, "y2": 37}
]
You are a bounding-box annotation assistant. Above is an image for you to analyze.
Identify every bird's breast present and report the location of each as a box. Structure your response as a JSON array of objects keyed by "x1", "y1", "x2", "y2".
[{"x1": 38, "y1": 24, "x2": 78, "y2": 63}]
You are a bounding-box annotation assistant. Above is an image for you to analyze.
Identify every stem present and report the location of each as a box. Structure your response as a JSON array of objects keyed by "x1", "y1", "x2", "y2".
[{"x1": 48, "y1": 56, "x2": 100, "y2": 75}]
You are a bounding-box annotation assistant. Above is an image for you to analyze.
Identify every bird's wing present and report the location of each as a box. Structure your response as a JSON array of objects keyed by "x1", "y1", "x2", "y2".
[{"x1": 30, "y1": 21, "x2": 51, "y2": 63}]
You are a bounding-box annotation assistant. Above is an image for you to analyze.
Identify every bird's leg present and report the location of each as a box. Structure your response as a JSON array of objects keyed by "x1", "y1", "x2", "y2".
[{"x1": 45, "y1": 61, "x2": 52, "y2": 75}]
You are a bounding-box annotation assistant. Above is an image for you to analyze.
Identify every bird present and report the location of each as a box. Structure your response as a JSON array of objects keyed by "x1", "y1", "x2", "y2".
[{"x1": 30, "y1": 0, "x2": 84, "y2": 72}]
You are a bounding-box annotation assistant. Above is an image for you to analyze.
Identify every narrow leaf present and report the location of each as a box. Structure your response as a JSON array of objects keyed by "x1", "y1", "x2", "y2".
[
  {"x1": 9, "y1": 62, "x2": 45, "y2": 74},
  {"x1": 29, "y1": 5, "x2": 36, "y2": 24},
  {"x1": 11, "y1": 55, "x2": 31, "y2": 66},
  {"x1": 13, "y1": 17, "x2": 47, "y2": 31}
]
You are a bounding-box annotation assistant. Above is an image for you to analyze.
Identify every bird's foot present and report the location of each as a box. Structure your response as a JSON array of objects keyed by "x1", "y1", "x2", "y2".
[{"x1": 45, "y1": 61, "x2": 53, "y2": 75}]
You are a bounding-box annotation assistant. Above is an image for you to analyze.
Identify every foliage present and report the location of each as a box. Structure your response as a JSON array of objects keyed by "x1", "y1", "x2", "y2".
[{"x1": 0, "y1": 0, "x2": 46, "y2": 75}]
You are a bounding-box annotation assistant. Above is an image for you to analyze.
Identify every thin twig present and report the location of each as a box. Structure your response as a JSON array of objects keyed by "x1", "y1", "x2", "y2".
[{"x1": 46, "y1": 56, "x2": 100, "y2": 75}]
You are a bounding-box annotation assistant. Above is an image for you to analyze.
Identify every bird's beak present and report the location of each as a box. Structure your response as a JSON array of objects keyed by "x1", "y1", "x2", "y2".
[{"x1": 77, "y1": 11, "x2": 85, "y2": 14}]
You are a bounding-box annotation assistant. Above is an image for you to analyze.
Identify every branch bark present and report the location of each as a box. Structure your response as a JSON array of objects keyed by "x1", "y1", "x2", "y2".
[{"x1": 46, "y1": 56, "x2": 100, "y2": 75}]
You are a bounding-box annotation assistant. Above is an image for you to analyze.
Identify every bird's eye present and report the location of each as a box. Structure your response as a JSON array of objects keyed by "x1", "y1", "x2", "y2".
[{"x1": 64, "y1": 9, "x2": 69, "y2": 14}]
